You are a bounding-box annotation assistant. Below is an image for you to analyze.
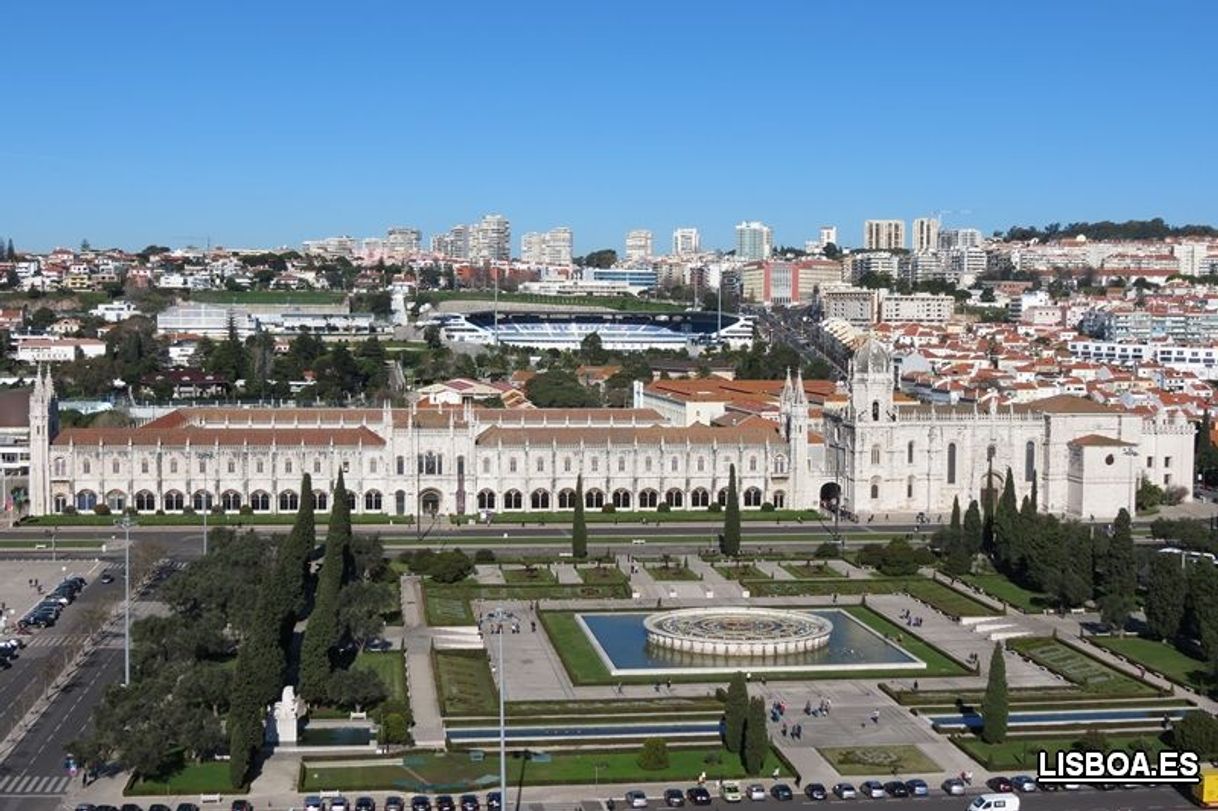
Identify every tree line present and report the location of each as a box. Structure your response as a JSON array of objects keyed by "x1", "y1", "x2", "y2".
[{"x1": 1003, "y1": 218, "x2": 1218, "y2": 243}]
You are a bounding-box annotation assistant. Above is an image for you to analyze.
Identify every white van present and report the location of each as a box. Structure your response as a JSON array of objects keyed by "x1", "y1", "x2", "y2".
[{"x1": 968, "y1": 795, "x2": 1020, "y2": 811}]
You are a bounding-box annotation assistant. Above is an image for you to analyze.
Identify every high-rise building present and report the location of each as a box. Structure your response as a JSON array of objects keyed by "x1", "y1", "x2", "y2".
[
  {"x1": 912, "y1": 218, "x2": 940, "y2": 254},
  {"x1": 819, "y1": 226, "x2": 838, "y2": 247},
  {"x1": 543, "y1": 227, "x2": 573, "y2": 266},
  {"x1": 432, "y1": 224, "x2": 471, "y2": 260},
  {"x1": 386, "y1": 227, "x2": 422, "y2": 256},
  {"x1": 625, "y1": 229, "x2": 653, "y2": 261},
  {"x1": 735, "y1": 221, "x2": 773, "y2": 261},
  {"x1": 472, "y1": 214, "x2": 510, "y2": 262},
  {"x1": 864, "y1": 219, "x2": 905, "y2": 251},
  {"x1": 672, "y1": 227, "x2": 701, "y2": 256},
  {"x1": 938, "y1": 228, "x2": 984, "y2": 251},
  {"x1": 521, "y1": 232, "x2": 545, "y2": 264}
]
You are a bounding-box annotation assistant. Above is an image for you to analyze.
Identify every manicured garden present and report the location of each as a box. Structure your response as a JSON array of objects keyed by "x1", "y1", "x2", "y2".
[
  {"x1": 960, "y1": 573, "x2": 1051, "y2": 613},
  {"x1": 433, "y1": 649, "x2": 497, "y2": 715},
  {"x1": 780, "y1": 563, "x2": 836, "y2": 579},
  {"x1": 502, "y1": 566, "x2": 557, "y2": 584},
  {"x1": 745, "y1": 576, "x2": 997, "y2": 619},
  {"x1": 299, "y1": 746, "x2": 791, "y2": 792},
  {"x1": 818, "y1": 745, "x2": 940, "y2": 776},
  {"x1": 1090, "y1": 635, "x2": 1214, "y2": 695},
  {"x1": 127, "y1": 761, "x2": 246, "y2": 795},
  {"x1": 645, "y1": 564, "x2": 701, "y2": 581},
  {"x1": 423, "y1": 582, "x2": 631, "y2": 626},
  {"x1": 1006, "y1": 637, "x2": 1160, "y2": 696},
  {"x1": 577, "y1": 565, "x2": 629, "y2": 585},
  {"x1": 354, "y1": 650, "x2": 407, "y2": 703},
  {"x1": 714, "y1": 564, "x2": 770, "y2": 581}
]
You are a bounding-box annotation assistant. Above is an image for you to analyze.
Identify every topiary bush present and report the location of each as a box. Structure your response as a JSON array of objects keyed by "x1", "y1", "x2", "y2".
[
  {"x1": 657, "y1": 503, "x2": 671, "y2": 513},
  {"x1": 601, "y1": 504, "x2": 616, "y2": 514},
  {"x1": 708, "y1": 503, "x2": 722, "y2": 513},
  {"x1": 760, "y1": 502, "x2": 775, "y2": 512},
  {"x1": 637, "y1": 737, "x2": 670, "y2": 770},
  {"x1": 93, "y1": 504, "x2": 111, "y2": 516}
]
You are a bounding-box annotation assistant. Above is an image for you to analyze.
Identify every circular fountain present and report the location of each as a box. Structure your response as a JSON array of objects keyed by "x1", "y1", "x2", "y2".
[{"x1": 643, "y1": 607, "x2": 833, "y2": 657}]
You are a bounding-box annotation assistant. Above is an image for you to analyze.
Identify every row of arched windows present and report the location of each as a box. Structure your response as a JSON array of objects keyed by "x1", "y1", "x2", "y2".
[
  {"x1": 473, "y1": 487, "x2": 782, "y2": 511},
  {"x1": 60, "y1": 488, "x2": 401, "y2": 514}
]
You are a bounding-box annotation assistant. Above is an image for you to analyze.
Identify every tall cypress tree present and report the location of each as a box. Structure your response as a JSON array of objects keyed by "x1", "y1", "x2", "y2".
[
  {"x1": 299, "y1": 471, "x2": 351, "y2": 701},
  {"x1": 742, "y1": 695, "x2": 769, "y2": 775},
  {"x1": 962, "y1": 499, "x2": 983, "y2": 556},
  {"x1": 721, "y1": 464, "x2": 741, "y2": 557},
  {"x1": 1100, "y1": 508, "x2": 1137, "y2": 631},
  {"x1": 949, "y1": 496, "x2": 962, "y2": 545},
  {"x1": 1145, "y1": 552, "x2": 1187, "y2": 641},
  {"x1": 980, "y1": 643, "x2": 1008, "y2": 744},
  {"x1": 993, "y1": 469, "x2": 1019, "y2": 569},
  {"x1": 723, "y1": 672, "x2": 748, "y2": 753},
  {"x1": 280, "y1": 473, "x2": 316, "y2": 617},
  {"x1": 572, "y1": 475, "x2": 587, "y2": 559}
]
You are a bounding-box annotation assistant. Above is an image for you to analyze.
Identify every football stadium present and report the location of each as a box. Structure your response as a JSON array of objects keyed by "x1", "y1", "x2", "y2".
[{"x1": 436, "y1": 309, "x2": 754, "y2": 351}]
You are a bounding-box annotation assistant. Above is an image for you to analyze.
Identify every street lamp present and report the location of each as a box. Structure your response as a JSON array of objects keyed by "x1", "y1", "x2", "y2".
[
  {"x1": 115, "y1": 515, "x2": 136, "y2": 686},
  {"x1": 197, "y1": 451, "x2": 215, "y2": 555},
  {"x1": 487, "y1": 606, "x2": 511, "y2": 811}
]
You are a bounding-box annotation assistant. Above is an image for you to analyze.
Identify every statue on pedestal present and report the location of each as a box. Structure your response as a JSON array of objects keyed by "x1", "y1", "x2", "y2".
[{"x1": 267, "y1": 685, "x2": 302, "y2": 745}]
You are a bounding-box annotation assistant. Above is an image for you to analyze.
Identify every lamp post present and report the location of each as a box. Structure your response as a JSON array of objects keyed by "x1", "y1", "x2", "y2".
[{"x1": 115, "y1": 515, "x2": 136, "y2": 686}]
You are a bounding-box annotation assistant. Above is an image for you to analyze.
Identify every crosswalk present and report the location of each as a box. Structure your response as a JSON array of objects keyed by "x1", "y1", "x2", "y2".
[
  {"x1": 6, "y1": 634, "x2": 91, "y2": 649},
  {"x1": 0, "y1": 773, "x2": 72, "y2": 795}
]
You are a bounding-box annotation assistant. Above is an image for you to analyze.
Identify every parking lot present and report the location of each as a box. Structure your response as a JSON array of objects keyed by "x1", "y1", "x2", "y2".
[{"x1": 0, "y1": 559, "x2": 105, "y2": 634}]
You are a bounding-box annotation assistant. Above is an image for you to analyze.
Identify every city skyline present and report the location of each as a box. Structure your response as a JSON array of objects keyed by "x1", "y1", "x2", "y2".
[{"x1": 2, "y1": 2, "x2": 1216, "y2": 253}]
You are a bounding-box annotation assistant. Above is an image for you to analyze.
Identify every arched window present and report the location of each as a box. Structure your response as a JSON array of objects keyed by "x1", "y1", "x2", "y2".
[
  {"x1": 221, "y1": 490, "x2": 241, "y2": 511},
  {"x1": 140, "y1": 458, "x2": 149, "y2": 474},
  {"x1": 947, "y1": 443, "x2": 957, "y2": 484},
  {"x1": 564, "y1": 457, "x2": 572, "y2": 473},
  {"x1": 665, "y1": 488, "x2": 683, "y2": 508},
  {"x1": 227, "y1": 459, "x2": 236, "y2": 475},
  {"x1": 106, "y1": 490, "x2": 126, "y2": 512},
  {"x1": 639, "y1": 489, "x2": 659, "y2": 509},
  {"x1": 743, "y1": 487, "x2": 762, "y2": 507},
  {"x1": 53, "y1": 457, "x2": 65, "y2": 476},
  {"x1": 872, "y1": 401, "x2": 880, "y2": 421},
  {"x1": 1025, "y1": 440, "x2": 1036, "y2": 482},
  {"x1": 170, "y1": 458, "x2": 179, "y2": 474},
  {"x1": 396, "y1": 456, "x2": 405, "y2": 476},
  {"x1": 617, "y1": 456, "x2": 627, "y2": 472},
  {"x1": 420, "y1": 490, "x2": 441, "y2": 515},
  {"x1": 748, "y1": 456, "x2": 758, "y2": 473},
  {"x1": 612, "y1": 489, "x2": 632, "y2": 509},
  {"x1": 313, "y1": 491, "x2": 328, "y2": 511},
  {"x1": 395, "y1": 490, "x2": 407, "y2": 515},
  {"x1": 364, "y1": 490, "x2": 383, "y2": 511},
  {"x1": 670, "y1": 456, "x2": 679, "y2": 472},
  {"x1": 509, "y1": 457, "x2": 518, "y2": 474},
  {"x1": 907, "y1": 476, "x2": 914, "y2": 499},
  {"x1": 111, "y1": 459, "x2": 120, "y2": 475},
  {"x1": 255, "y1": 459, "x2": 264, "y2": 474},
  {"x1": 193, "y1": 490, "x2": 212, "y2": 512},
  {"x1": 691, "y1": 488, "x2": 710, "y2": 508},
  {"x1": 345, "y1": 490, "x2": 356, "y2": 509},
  {"x1": 250, "y1": 491, "x2": 270, "y2": 512},
  {"x1": 134, "y1": 491, "x2": 156, "y2": 512},
  {"x1": 871, "y1": 445, "x2": 881, "y2": 465},
  {"x1": 586, "y1": 488, "x2": 605, "y2": 508},
  {"x1": 773, "y1": 454, "x2": 788, "y2": 475},
  {"x1": 54, "y1": 494, "x2": 68, "y2": 513},
  {"x1": 163, "y1": 490, "x2": 184, "y2": 511},
  {"x1": 313, "y1": 458, "x2": 322, "y2": 474},
  {"x1": 279, "y1": 490, "x2": 298, "y2": 512},
  {"x1": 503, "y1": 489, "x2": 523, "y2": 510},
  {"x1": 772, "y1": 490, "x2": 786, "y2": 509},
  {"x1": 284, "y1": 459, "x2": 292, "y2": 474},
  {"x1": 530, "y1": 489, "x2": 550, "y2": 509},
  {"x1": 75, "y1": 490, "x2": 98, "y2": 511},
  {"x1": 82, "y1": 460, "x2": 91, "y2": 474},
  {"x1": 557, "y1": 489, "x2": 577, "y2": 509},
  {"x1": 717, "y1": 488, "x2": 728, "y2": 505},
  {"x1": 907, "y1": 441, "x2": 914, "y2": 465},
  {"x1": 536, "y1": 457, "x2": 545, "y2": 473},
  {"x1": 591, "y1": 458, "x2": 599, "y2": 472},
  {"x1": 478, "y1": 490, "x2": 496, "y2": 510},
  {"x1": 870, "y1": 478, "x2": 880, "y2": 500}
]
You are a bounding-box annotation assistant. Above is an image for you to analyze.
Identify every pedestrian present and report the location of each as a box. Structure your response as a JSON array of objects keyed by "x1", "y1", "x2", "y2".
[
  {"x1": 781, "y1": 723, "x2": 787, "y2": 737},
  {"x1": 870, "y1": 709, "x2": 879, "y2": 725},
  {"x1": 794, "y1": 775, "x2": 801, "y2": 788},
  {"x1": 772, "y1": 767, "x2": 780, "y2": 780},
  {"x1": 913, "y1": 680, "x2": 919, "y2": 692},
  {"x1": 666, "y1": 678, "x2": 672, "y2": 690}
]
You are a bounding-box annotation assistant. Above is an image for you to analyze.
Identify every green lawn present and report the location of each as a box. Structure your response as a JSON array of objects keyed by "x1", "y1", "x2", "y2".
[
  {"x1": 952, "y1": 732, "x2": 1167, "y2": 770},
  {"x1": 299, "y1": 747, "x2": 790, "y2": 792},
  {"x1": 1091, "y1": 635, "x2": 1215, "y2": 695},
  {"x1": 780, "y1": 563, "x2": 836, "y2": 578},
  {"x1": 127, "y1": 761, "x2": 246, "y2": 795},
  {"x1": 818, "y1": 746, "x2": 940, "y2": 776},
  {"x1": 502, "y1": 567, "x2": 557, "y2": 584},
  {"x1": 961, "y1": 573, "x2": 1052, "y2": 613},
  {"x1": 577, "y1": 565, "x2": 629, "y2": 585},
  {"x1": 423, "y1": 582, "x2": 631, "y2": 627},
  {"x1": 715, "y1": 564, "x2": 770, "y2": 581},
  {"x1": 645, "y1": 565, "x2": 701, "y2": 581},
  {"x1": 191, "y1": 290, "x2": 347, "y2": 305},
  {"x1": 903, "y1": 580, "x2": 999, "y2": 619},
  {"x1": 746, "y1": 576, "x2": 996, "y2": 619},
  {"x1": 1007, "y1": 637, "x2": 1159, "y2": 696},
  {"x1": 355, "y1": 650, "x2": 407, "y2": 703},
  {"x1": 433, "y1": 650, "x2": 497, "y2": 716}
]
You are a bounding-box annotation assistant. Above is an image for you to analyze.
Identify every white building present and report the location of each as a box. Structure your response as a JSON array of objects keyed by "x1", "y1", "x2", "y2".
[
  {"x1": 819, "y1": 226, "x2": 838, "y2": 248},
  {"x1": 625, "y1": 230, "x2": 653, "y2": 261},
  {"x1": 912, "y1": 218, "x2": 940, "y2": 254},
  {"x1": 864, "y1": 220, "x2": 905, "y2": 251},
  {"x1": 521, "y1": 232, "x2": 546, "y2": 264},
  {"x1": 736, "y1": 222, "x2": 773, "y2": 261},
  {"x1": 14, "y1": 338, "x2": 107, "y2": 363},
  {"x1": 91, "y1": 301, "x2": 139, "y2": 323},
  {"x1": 880, "y1": 293, "x2": 955, "y2": 324},
  {"x1": 386, "y1": 227, "x2": 422, "y2": 256},
  {"x1": 672, "y1": 228, "x2": 701, "y2": 256},
  {"x1": 543, "y1": 227, "x2": 573, "y2": 266},
  {"x1": 472, "y1": 214, "x2": 511, "y2": 262}
]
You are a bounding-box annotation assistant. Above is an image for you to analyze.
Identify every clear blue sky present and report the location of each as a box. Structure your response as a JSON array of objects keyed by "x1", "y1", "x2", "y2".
[{"x1": 3, "y1": 1, "x2": 1216, "y2": 254}]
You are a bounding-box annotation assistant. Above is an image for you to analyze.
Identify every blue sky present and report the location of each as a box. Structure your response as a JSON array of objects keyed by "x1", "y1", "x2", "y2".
[{"x1": 2, "y1": 1, "x2": 1215, "y2": 254}]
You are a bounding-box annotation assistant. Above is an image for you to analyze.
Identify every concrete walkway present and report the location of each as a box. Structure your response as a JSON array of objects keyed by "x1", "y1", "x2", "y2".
[
  {"x1": 399, "y1": 576, "x2": 446, "y2": 747},
  {"x1": 473, "y1": 564, "x2": 505, "y2": 585},
  {"x1": 553, "y1": 563, "x2": 582, "y2": 585}
]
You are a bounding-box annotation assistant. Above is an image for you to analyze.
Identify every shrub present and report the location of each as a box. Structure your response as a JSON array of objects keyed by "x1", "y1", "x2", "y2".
[
  {"x1": 183, "y1": 507, "x2": 196, "y2": 516},
  {"x1": 239, "y1": 505, "x2": 254, "y2": 516},
  {"x1": 657, "y1": 503, "x2": 671, "y2": 513},
  {"x1": 637, "y1": 737, "x2": 670, "y2": 770},
  {"x1": 473, "y1": 549, "x2": 496, "y2": 564},
  {"x1": 601, "y1": 504, "x2": 615, "y2": 514},
  {"x1": 760, "y1": 502, "x2": 775, "y2": 512},
  {"x1": 63, "y1": 506, "x2": 78, "y2": 515},
  {"x1": 1164, "y1": 486, "x2": 1189, "y2": 507},
  {"x1": 708, "y1": 502, "x2": 722, "y2": 513},
  {"x1": 380, "y1": 713, "x2": 410, "y2": 745},
  {"x1": 814, "y1": 541, "x2": 840, "y2": 559},
  {"x1": 155, "y1": 509, "x2": 165, "y2": 516},
  {"x1": 93, "y1": 504, "x2": 111, "y2": 516}
]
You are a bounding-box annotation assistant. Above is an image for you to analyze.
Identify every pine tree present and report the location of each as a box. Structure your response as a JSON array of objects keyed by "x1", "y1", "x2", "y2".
[
  {"x1": 1100, "y1": 508, "x2": 1137, "y2": 631},
  {"x1": 1145, "y1": 552, "x2": 1187, "y2": 641},
  {"x1": 723, "y1": 672, "x2": 748, "y2": 753},
  {"x1": 742, "y1": 695, "x2": 769, "y2": 775},
  {"x1": 980, "y1": 643, "x2": 1008, "y2": 744},
  {"x1": 721, "y1": 464, "x2": 741, "y2": 557},
  {"x1": 962, "y1": 499, "x2": 983, "y2": 556},
  {"x1": 572, "y1": 475, "x2": 587, "y2": 559}
]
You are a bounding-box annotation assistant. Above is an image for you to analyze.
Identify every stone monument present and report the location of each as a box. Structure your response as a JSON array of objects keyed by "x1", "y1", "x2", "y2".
[{"x1": 266, "y1": 685, "x2": 301, "y2": 745}]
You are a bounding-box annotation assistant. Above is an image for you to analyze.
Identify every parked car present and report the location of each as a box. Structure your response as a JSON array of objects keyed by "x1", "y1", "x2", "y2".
[
  {"x1": 1011, "y1": 775, "x2": 1037, "y2": 793},
  {"x1": 230, "y1": 803, "x2": 252, "y2": 811},
  {"x1": 986, "y1": 776, "x2": 1013, "y2": 793},
  {"x1": 859, "y1": 781, "x2": 886, "y2": 799},
  {"x1": 769, "y1": 784, "x2": 793, "y2": 801},
  {"x1": 149, "y1": 805, "x2": 172, "y2": 811},
  {"x1": 435, "y1": 796, "x2": 455, "y2": 811},
  {"x1": 120, "y1": 804, "x2": 143, "y2": 811},
  {"x1": 330, "y1": 798, "x2": 350, "y2": 811},
  {"x1": 384, "y1": 797, "x2": 404, "y2": 811},
  {"x1": 663, "y1": 789, "x2": 685, "y2": 807},
  {"x1": 304, "y1": 797, "x2": 325, "y2": 811},
  {"x1": 355, "y1": 797, "x2": 376, "y2": 811},
  {"x1": 459, "y1": 794, "x2": 479, "y2": 811},
  {"x1": 833, "y1": 783, "x2": 858, "y2": 800},
  {"x1": 745, "y1": 785, "x2": 766, "y2": 801},
  {"x1": 485, "y1": 792, "x2": 501, "y2": 811},
  {"x1": 804, "y1": 784, "x2": 827, "y2": 801},
  {"x1": 408, "y1": 797, "x2": 430, "y2": 811},
  {"x1": 884, "y1": 781, "x2": 909, "y2": 798},
  {"x1": 624, "y1": 791, "x2": 647, "y2": 809},
  {"x1": 905, "y1": 779, "x2": 928, "y2": 796},
  {"x1": 685, "y1": 787, "x2": 712, "y2": 806},
  {"x1": 719, "y1": 782, "x2": 742, "y2": 803},
  {"x1": 100, "y1": 572, "x2": 115, "y2": 584},
  {"x1": 174, "y1": 804, "x2": 199, "y2": 811},
  {"x1": 968, "y1": 795, "x2": 1022, "y2": 811},
  {"x1": 942, "y1": 778, "x2": 965, "y2": 795}
]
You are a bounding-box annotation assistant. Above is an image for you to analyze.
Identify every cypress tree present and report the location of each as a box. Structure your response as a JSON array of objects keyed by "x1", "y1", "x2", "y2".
[
  {"x1": 280, "y1": 473, "x2": 316, "y2": 617},
  {"x1": 949, "y1": 496, "x2": 962, "y2": 545},
  {"x1": 1145, "y1": 552, "x2": 1187, "y2": 641},
  {"x1": 1100, "y1": 508, "x2": 1137, "y2": 631},
  {"x1": 993, "y1": 469, "x2": 1019, "y2": 569},
  {"x1": 742, "y1": 695, "x2": 769, "y2": 775},
  {"x1": 723, "y1": 672, "x2": 748, "y2": 753},
  {"x1": 299, "y1": 472, "x2": 350, "y2": 701},
  {"x1": 572, "y1": 474, "x2": 587, "y2": 559},
  {"x1": 5, "y1": 239, "x2": 13, "y2": 260},
  {"x1": 962, "y1": 499, "x2": 983, "y2": 556},
  {"x1": 721, "y1": 464, "x2": 741, "y2": 557},
  {"x1": 980, "y1": 642, "x2": 1008, "y2": 744}
]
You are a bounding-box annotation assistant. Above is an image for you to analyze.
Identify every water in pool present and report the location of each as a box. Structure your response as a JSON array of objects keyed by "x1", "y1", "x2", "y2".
[{"x1": 577, "y1": 608, "x2": 919, "y2": 673}]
